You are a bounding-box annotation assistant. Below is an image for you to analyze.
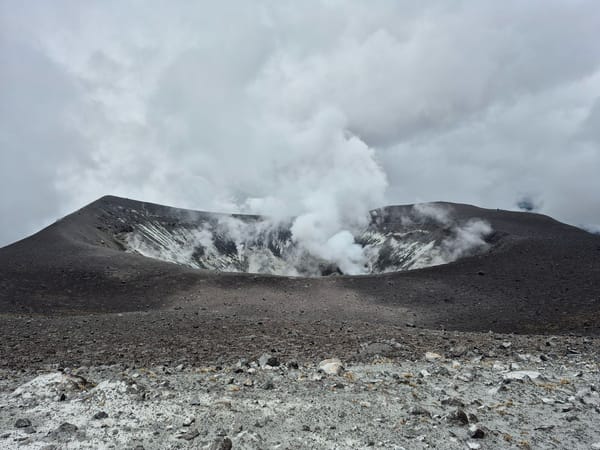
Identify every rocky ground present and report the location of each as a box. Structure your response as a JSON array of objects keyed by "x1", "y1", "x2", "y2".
[
  {"x1": 1, "y1": 331, "x2": 599, "y2": 450},
  {"x1": 2, "y1": 198, "x2": 600, "y2": 449}
]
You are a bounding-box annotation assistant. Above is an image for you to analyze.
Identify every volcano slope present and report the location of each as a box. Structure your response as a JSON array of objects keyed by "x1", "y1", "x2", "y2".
[
  {"x1": 0, "y1": 195, "x2": 599, "y2": 371},
  {"x1": 3, "y1": 196, "x2": 600, "y2": 450}
]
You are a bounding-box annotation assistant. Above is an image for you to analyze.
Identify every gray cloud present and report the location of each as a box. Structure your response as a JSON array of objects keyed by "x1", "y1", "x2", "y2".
[
  {"x1": 0, "y1": 24, "x2": 94, "y2": 245},
  {"x1": 1, "y1": 0, "x2": 599, "y2": 247}
]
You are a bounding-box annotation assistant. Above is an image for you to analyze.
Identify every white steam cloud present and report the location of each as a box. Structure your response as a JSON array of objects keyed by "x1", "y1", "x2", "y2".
[
  {"x1": 240, "y1": 108, "x2": 387, "y2": 275},
  {"x1": 417, "y1": 218, "x2": 493, "y2": 268},
  {"x1": 387, "y1": 204, "x2": 493, "y2": 270},
  {"x1": 1, "y1": 1, "x2": 600, "y2": 249}
]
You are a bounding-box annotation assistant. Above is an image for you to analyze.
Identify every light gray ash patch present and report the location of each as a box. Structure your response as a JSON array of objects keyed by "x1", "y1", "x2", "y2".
[{"x1": 1, "y1": 346, "x2": 599, "y2": 449}]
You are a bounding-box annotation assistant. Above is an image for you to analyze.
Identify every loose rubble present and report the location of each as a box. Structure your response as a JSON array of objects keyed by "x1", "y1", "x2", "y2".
[{"x1": 1, "y1": 339, "x2": 599, "y2": 449}]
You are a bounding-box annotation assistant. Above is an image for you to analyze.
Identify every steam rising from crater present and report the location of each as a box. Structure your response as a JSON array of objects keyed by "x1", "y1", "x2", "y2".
[
  {"x1": 123, "y1": 203, "x2": 493, "y2": 276},
  {"x1": 237, "y1": 108, "x2": 388, "y2": 275},
  {"x1": 122, "y1": 106, "x2": 392, "y2": 276}
]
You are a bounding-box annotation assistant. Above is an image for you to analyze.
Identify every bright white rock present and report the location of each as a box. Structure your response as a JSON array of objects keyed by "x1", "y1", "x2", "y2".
[{"x1": 318, "y1": 358, "x2": 344, "y2": 376}]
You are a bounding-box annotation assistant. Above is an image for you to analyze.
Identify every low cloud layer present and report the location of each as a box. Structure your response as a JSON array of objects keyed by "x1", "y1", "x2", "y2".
[{"x1": 1, "y1": 1, "x2": 599, "y2": 247}]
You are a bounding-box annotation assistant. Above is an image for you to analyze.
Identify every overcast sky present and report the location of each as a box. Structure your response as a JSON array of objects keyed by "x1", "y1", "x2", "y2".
[{"x1": 1, "y1": 1, "x2": 599, "y2": 247}]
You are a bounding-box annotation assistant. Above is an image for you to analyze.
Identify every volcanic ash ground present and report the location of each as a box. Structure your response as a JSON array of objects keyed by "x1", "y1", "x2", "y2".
[{"x1": 1, "y1": 335, "x2": 599, "y2": 450}]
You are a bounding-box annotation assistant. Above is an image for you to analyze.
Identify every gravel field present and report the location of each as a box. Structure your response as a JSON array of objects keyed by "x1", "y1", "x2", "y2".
[{"x1": 1, "y1": 332, "x2": 599, "y2": 450}]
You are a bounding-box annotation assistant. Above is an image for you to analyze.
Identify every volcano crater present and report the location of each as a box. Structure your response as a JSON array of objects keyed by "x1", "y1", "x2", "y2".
[{"x1": 113, "y1": 202, "x2": 494, "y2": 277}]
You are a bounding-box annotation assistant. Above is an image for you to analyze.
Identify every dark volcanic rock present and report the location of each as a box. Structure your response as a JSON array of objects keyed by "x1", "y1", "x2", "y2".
[
  {"x1": 210, "y1": 437, "x2": 233, "y2": 450},
  {"x1": 15, "y1": 418, "x2": 31, "y2": 428},
  {"x1": 409, "y1": 406, "x2": 431, "y2": 417},
  {"x1": 56, "y1": 423, "x2": 78, "y2": 433},
  {"x1": 448, "y1": 409, "x2": 469, "y2": 425},
  {"x1": 258, "y1": 354, "x2": 280, "y2": 368},
  {"x1": 179, "y1": 429, "x2": 200, "y2": 441},
  {"x1": 49, "y1": 422, "x2": 79, "y2": 441},
  {"x1": 469, "y1": 424, "x2": 486, "y2": 439}
]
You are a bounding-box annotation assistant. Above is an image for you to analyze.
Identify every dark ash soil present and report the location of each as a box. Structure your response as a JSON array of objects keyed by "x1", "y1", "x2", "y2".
[{"x1": 1, "y1": 196, "x2": 599, "y2": 370}]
